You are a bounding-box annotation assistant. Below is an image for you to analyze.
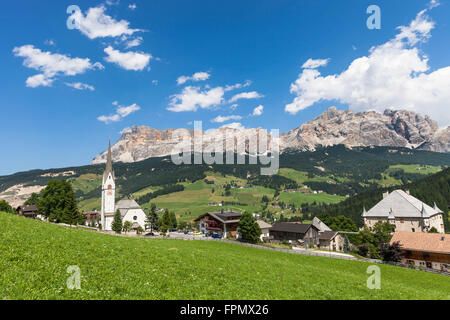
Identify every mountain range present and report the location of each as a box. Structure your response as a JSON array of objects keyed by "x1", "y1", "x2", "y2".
[{"x1": 93, "y1": 107, "x2": 450, "y2": 164}]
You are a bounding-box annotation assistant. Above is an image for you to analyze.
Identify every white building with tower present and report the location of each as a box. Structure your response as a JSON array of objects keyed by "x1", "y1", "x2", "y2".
[
  {"x1": 101, "y1": 142, "x2": 147, "y2": 232},
  {"x1": 362, "y1": 190, "x2": 445, "y2": 234}
]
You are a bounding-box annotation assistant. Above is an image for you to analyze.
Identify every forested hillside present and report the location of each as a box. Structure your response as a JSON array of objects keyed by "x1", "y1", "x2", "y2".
[{"x1": 1, "y1": 146, "x2": 449, "y2": 224}]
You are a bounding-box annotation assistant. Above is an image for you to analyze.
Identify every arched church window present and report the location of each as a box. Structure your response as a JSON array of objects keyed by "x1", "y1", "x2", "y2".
[{"x1": 108, "y1": 185, "x2": 112, "y2": 190}]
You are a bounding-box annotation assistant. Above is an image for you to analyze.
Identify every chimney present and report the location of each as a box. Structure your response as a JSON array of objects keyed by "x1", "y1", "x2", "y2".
[{"x1": 383, "y1": 191, "x2": 390, "y2": 199}]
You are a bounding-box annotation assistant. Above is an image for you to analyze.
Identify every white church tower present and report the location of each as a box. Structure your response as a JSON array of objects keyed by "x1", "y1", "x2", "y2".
[{"x1": 101, "y1": 141, "x2": 116, "y2": 231}]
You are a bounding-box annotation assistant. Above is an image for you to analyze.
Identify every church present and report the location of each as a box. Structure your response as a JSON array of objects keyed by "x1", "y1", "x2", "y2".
[{"x1": 101, "y1": 142, "x2": 147, "y2": 232}]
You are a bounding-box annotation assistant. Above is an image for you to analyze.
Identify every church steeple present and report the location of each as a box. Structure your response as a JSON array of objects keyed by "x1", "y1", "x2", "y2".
[{"x1": 103, "y1": 140, "x2": 114, "y2": 183}]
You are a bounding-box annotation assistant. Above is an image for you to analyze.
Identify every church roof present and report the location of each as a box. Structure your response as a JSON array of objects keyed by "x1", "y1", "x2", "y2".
[
  {"x1": 116, "y1": 199, "x2": 143, "y2": 217},
  {"x1": 103, "y1": 141, "x2": 114, "y2": 183},
  {"x1": 363, "y1": 190, "x2": 443, "y2": 219}
]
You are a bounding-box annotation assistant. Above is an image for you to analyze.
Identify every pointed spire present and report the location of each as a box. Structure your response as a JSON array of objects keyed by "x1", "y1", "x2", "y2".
[
  {"x1": 103, "y1": 140, "x2": 114, "y2": 182},
  {"x1": 361, "y1": 206, "x2": 367, "y2": 217}
]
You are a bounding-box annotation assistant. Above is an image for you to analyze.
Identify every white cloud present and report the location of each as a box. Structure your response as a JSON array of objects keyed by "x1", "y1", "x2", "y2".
[
  {"x1": 44, "y1": 39, "x2": 56, "y2": 47},
  {"x1": 13, "y1": 45, "x2": 102, "y2": 88},
  {"x1": 26, "y1": 74, "x2": 54, "y2": 88},
  {"x1": 128, "y1": 4, "x2": 137, "y2": 10},
  {"x1": 70, "y1": 5, "x2": 141, "y2": 39},
  {"x1": 98, "y1": 102, "x2": 141, "y2": 124},
  {"x1": 285, "y1": 4, "x2": 450, "y2": 126},
  {"x1": 230, "y1": 104, "x2": 238, "y2": 111},
  {"x1": 211, "y1": 115, "x2": 242, "y2": 123},
  {"x1": 125, "y1": 36, "x2": 143, "y2": 49},
  {"x1": 65, "y1": 82, "x2": 95, "y2": 91},
  {"x1": 229, "y1": 91, "x2": 264, "y2": 103},
  {"x1": 221, "y1": 122, "x2": 245, "y2": 130},
  {"x1": 177, "y1": 72, "x2": 210, "y2": 85},
  {"x1": 167, "y1": 86, "x2": 224, "y2": 112},
  {"x1": 302, "y1": 58, "x2": 330, "y2": 69},
  {"x1": 117, "y1": 104, "x2": 140, "y2": 117},
  {"x1": 252, "y1": 105, "x2": 264, "y2": 116},
  {"x1": 104, "y1": 46, "x2": 151, "y2": 71},
  {"x1": 224, "y1": 80, "x2": 252, "y2": 92}
]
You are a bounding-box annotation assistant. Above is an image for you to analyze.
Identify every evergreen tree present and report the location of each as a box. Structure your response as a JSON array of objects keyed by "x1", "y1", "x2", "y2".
[
  {"x1": 170, "y1": 212, "x2": 177, "y2": 229},
  {"x1": 160, "y1": 209, "x2": 172, "y2": 234},
  {"x1": 111, "y1": 210, "x2": 123, "y2": 233},
  {"x1": 238, "y1": 212, "x2": 261, "y2": 244},
  {"x1": 145, "y1": 204, "x2": 159, "y2": 233}
]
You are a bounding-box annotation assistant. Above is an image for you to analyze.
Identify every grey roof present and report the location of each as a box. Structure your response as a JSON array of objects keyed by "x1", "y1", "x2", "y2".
[
  {"x1": 270, "y1": 223, "x2": 316, "y2": 234},
  {"x1": 319, "y1": 231, "x2": 339, "y2": 241},
  {"x1": 195, "y1": 211, "x2": 242, "y2": 224},
  {"x1": 115, "y1": 199, "x2": 143, "y2": 217},
  {"x1": 312, "y1": 217, "x2": 331, "y2": 232},
  {"x1": 363, "y1": 190, "x2": 443, "y2": 219},
  {"x1": 257, "y1": 220, "x2": 272, "y2": 229}
]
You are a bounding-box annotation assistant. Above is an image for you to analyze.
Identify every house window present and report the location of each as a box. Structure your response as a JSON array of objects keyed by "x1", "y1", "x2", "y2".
[
  {"x1": 400, "y1": 219, "x2": 404, "y2": 224},
  {"x1": 411, "y1": 228, "x2": 415, "y2": 232}
]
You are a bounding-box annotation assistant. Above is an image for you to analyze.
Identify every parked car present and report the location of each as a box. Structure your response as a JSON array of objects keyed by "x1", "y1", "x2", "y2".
[{"x1": 211, "y1": 233, "x2": 222, "y2": 239}]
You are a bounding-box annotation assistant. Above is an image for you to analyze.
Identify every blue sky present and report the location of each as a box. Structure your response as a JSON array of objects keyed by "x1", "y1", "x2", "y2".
[{"x1": 1, "y1": 0, "x2": 449, "y2": 175}]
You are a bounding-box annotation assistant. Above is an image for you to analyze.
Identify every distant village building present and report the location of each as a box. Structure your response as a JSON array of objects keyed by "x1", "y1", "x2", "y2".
[
  {"x1": 362, "y1": 190, "x2": 445, "y2": 234},
  {"x1": 318, "y1": 231, "x2": 344, "y2": 252},
  {"x1": 101, "y1": 142, "x2": 147, "y2": 231},
  {"x1": 390, "y1": 232, "x2": 449, "y2": 272},
  {"x1": 195, "y1": 211, "x2": 242, "y2": 238},
  {"x1": 269, "y1": 222, "x2": 320, "y2": 246},
  {"x1": 16, "y1": 205, "x2": 38, "y2": 219},
  {"x1": 83, "y1": 210, "x2": 100, "y2": 226},
  {"x1": 256, "y1": 220, "x2": 272, "y2": 241}
]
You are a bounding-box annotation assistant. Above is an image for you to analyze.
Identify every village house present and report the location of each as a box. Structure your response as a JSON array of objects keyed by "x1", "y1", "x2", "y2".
[
  {"x1": 83, "y1": 210, "x2": 100, "y2": 226},
  {"x1": 269, "y1": 222, "x2": 320, "y2": 246},
  {"x1": 362, "y1": 190, "x2": 445, "y2": 234},
  {"x1": 16, "y1": 205, "x2": 38, "y2": 219},
  {"x1": 195, "y1": 211, "x2": 242, "y2": 238},
  {"x1": 318, "y1": 231, "x2": 345, "y2": 252},
  {"x1": 256, "y1": 220, "x2": 272, "y2": 241},
  {"x1": 390, "y1": 231, "x2": 450, "y2": 272}
]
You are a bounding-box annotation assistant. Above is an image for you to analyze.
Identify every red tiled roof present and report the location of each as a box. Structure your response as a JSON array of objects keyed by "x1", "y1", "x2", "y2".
[{"x1": 390, "y1": 232, "x2": 450, "y2": 254}]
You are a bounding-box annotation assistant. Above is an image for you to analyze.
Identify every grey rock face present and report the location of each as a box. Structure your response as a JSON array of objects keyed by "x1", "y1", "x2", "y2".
[{"x1": 92, "y1": 108, "x2": 449, "y2": 164}]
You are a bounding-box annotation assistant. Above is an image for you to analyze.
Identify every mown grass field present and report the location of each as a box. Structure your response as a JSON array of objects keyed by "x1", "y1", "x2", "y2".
[{"x1": 1, "y1": 213, "x2": 449, "y2": 300}]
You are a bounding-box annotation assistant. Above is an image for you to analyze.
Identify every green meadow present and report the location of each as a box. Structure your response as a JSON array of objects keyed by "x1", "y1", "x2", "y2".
[{"x1": 1, "y1": 213, "x2": 449, "y2": 300}]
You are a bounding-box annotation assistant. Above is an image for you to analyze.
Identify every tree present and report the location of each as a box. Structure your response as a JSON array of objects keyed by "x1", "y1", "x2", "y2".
[
  {"x1": 379, "y1": 241, "x2": 403, "y2": 263},
  {"x1": 343, "y1": 235, "x2": 351, "y2": 253},
  {"x1": 24, "y1": 193, "x2": 40, "y2": 206},
  {"x1": 428, "y1": 227, "x2": 439, "y2": 234},
  {"x1": 160, "y1": 209, "x2": 172, "y2": 234},
  {"x1": 0, "y1": 200, "x2": 13, "y2": 213},
  {"x1": 170, "y1": 212, "x2": 178, "y2": 229},
  {"x1": 145, "y1": 204, "x2": 159, "y2": 233},
  {"x1": 136, "y1": 226, "x2": 144, "y2": 234},
  {"x1": 38, "y1": 180, "x2": 79, "y2": 224},
  {"x1": 123, "y1": 221, "x2": 132, "y2": 233},
  {"x1": 238, "y1": 212, "x2": 261, "y2": 244},
  {"x1": 111, "y1": 210, "x2": 123, "y2": 233}
]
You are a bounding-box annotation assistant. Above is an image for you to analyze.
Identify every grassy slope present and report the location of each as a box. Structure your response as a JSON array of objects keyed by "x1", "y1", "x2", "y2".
[{"x1": 1, "y1": 213, "x2": 449, "y2": 300}]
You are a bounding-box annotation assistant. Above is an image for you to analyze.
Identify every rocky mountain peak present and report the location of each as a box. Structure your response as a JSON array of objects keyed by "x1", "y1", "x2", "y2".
[{"x1": 92, "y1": 108, "x2": 449, "y2": 164}]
